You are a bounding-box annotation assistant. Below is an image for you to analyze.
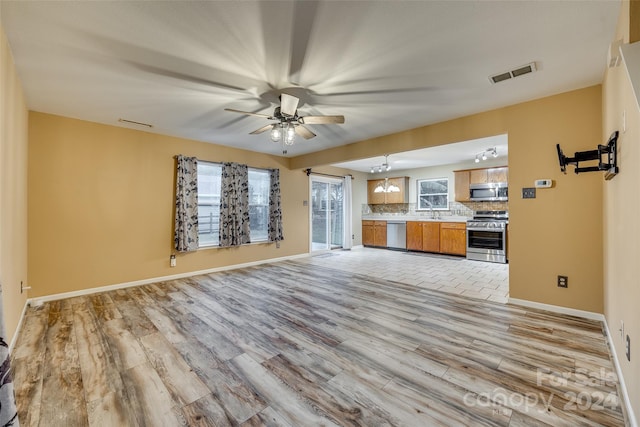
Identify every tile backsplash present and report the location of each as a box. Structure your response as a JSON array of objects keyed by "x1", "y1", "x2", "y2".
[{"x1": 363, "y1": 201, "x2": 508, "y2": 217}]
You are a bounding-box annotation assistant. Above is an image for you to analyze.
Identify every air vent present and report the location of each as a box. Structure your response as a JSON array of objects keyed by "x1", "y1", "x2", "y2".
[{"x1": 489, "y1": 62, "x2": 537, "y2": 84}]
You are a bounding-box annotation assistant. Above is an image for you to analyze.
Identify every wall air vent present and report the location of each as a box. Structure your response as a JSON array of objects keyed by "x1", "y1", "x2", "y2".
[
  {"x1": 489, "y1": 62, "x2": 537, "y2": 84},
  {"x1": 118, "y1": 118, "x2": 153, "y2": 128}
]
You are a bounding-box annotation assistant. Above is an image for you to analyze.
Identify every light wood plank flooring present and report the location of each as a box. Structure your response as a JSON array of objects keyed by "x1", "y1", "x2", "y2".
[{"x1": 12, "y1": 259, "x2": 627, "y2": 426}]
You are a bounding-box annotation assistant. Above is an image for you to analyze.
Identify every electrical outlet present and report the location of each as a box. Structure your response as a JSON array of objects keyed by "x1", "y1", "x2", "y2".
[
  {"x1": 626, "y1": 335, "x2": 631, "y2": 361},
  {"x1": 557, "y1": 275, "x2": 568, "y2": 288}
]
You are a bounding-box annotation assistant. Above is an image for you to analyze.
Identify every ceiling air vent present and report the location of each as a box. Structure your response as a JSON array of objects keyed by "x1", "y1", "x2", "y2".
[{"x1": 489, "y1": 62, "x2": 537, "y2": 84}]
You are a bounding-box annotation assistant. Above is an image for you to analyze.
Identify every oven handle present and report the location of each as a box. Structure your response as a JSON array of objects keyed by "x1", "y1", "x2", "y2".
[{"x1": 466, "y1": 227, "x2": 505, "y2": 232}]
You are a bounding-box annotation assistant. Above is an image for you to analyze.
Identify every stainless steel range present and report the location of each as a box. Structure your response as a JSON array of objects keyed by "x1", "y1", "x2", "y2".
[{"x1": 466, "y1": 210, "x2": 508, "y2": 263}]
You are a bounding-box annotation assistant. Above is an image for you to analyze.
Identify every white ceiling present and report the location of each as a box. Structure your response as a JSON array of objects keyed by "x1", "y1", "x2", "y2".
[{"x1": 1, "y1": 1, "x2": 620, "y2": 158}]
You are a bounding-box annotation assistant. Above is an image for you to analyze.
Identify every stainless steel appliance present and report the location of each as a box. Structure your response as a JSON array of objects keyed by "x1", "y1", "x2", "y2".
[
  {"x1": 386, "y1": 221, "x2": 407, "y2": 250},
  {"x1": 469, "y1": 182, "x2": 508, "y2": 201},
  {"x1": 466, "y1": 211, "x2": 508, "y2": 263}
]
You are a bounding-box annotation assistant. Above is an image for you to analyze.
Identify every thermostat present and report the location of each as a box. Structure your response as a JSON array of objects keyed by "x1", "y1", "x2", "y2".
[{"x1": 534, "y1": 179, "x2": 553, "y2": 188}]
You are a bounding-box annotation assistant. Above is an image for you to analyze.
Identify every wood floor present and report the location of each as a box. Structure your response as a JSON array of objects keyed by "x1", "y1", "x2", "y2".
[{"x1": 12, "y1": 260, "x2": 627, "y2": 426}]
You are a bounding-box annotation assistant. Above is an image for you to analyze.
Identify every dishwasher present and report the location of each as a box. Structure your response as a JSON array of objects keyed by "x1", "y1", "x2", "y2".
[{"x1": 386, "y1": 221, "x2": 407, "y2": 250}]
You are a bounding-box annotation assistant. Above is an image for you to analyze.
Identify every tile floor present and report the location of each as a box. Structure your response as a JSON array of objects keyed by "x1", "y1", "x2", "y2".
[{"x1": 302, "y1": 247, "x2": 510, "y2": 303}]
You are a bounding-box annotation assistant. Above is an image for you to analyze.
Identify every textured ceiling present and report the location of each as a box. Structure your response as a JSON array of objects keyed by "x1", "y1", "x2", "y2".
[{"x1": 1, "y1": 0, "x2": 620, "y2": 160}]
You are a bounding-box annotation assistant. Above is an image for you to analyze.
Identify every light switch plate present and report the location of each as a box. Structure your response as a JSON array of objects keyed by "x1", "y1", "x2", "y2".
[{"x1": 522, "y1": 187, "x2": 536, "y2": 199}]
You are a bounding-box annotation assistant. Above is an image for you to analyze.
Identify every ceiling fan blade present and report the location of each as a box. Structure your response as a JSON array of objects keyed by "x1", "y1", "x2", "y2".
[
  {"x1": 250, "y1": 124, "x2": 274, "y2": 135},
  {"x1": 295, "y1": 125, "x2": 316, "y2": 140},
  {"x1": 299, "y1": 115, "x2": 345, "y2": 125},
  {"x1": 280, "y1": 93, "x2": 299, "y2": 117},
  {"x1": 225, "y1": 108, "x2": 275, "y2": 119},
  {"x1": 288, "y1": 0, "x2": 319, "y2": 84}
]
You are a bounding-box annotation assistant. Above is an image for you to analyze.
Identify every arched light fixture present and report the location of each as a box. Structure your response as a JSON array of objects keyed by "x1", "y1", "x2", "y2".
[
  {"x1": 475, "y1": 147, "x2": 498, "y2": 163},
  {"x1": 370, "y1": 154, "x2": 391, "y2": 173}
]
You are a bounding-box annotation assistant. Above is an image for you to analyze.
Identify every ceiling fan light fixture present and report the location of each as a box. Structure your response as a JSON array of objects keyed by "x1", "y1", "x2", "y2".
[
  {"x1": 285, "y1": 124, "x2": 296, "y2": 145},
  {"x1": 270, "y1": 126, "x2": 281, "y2": 142}
]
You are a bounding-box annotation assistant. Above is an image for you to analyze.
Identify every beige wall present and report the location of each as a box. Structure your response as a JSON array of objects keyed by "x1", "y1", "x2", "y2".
[
  {"x1": 27, "y1": 112, "x2": 315, "y2": 297},
  {"x1": 292, "y1": 86, "x2": 605, "y2": 313},
  {"x1": 603, "y1": 0, "x2": 640, "y2": 418},
  {"x1": 0, "y1": 24, "x2": 29, "y2": 344}
]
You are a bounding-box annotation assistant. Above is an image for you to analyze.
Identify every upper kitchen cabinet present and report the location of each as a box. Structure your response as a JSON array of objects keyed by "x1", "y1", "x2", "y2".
[
  {"x1": 367, "y1": 177, "x2": 409, "y2": 204},
  {"x1": 470, "y1": 167, "x2": 508, "y2": 184},
  {"x1": 454, "y1": 171, "x2": 471, "y2": 202},
  {"x1": 454, "y1": 167, "x2": 508, "y2": 202}
]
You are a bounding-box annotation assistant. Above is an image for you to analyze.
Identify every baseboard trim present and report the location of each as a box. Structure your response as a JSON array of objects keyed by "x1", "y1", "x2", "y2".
[
  {"x1": 603, "y1": 318, "x2": 638, "y2": 427},
  {"x1": 508, "y1": 297, "x2": 637, "y2": 426},
  {"x1": 507, "y1": 297, "x2": 604, "y2": 321},
  {"x1": 27, "y1": 252, "x2": 310, "y2": 307},
  {"x1": 9, "y1": 300, "x2": 29, "y2": 354}
]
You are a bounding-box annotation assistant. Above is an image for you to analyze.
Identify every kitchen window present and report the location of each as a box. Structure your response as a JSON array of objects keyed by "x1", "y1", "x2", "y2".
[
  {"x1": 197, "y1": 162, "x2": 271, "y2": 247},
  {"x1": 417, "y1": 178, "x2": 448, "y2": 210}
]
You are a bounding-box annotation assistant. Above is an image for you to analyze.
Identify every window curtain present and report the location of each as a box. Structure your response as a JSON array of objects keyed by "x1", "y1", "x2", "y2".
[
  {"x1": 174, "y1": 155, "x2": 199, "y2": 252},
  {"x1": 268, "y1": 169, "x2": 284, "y2": 242},
  {"x1": 342, "y1": 175, "x2": 353, "y2": 250},
  {"x1": 219, "y1": 162, "x2": 250, "y2": 247},
  {"x1": 0, "y1": 288, "x2": 18, "y2": 426}
]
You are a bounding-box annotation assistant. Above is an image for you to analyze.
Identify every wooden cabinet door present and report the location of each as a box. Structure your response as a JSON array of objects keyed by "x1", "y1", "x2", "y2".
[
  {"x1": 422, "y1": 222, "x2": 440, "y2": 253},
  {"x1": 374, "y1": 221, "x2": 387, "y2": 247},
  {"x1": 367, "y1": 180, "x2": 386, "y2": 204},
  {"x1": 362, "y1": 221, "x2": 375, "y2": 246},
  {"x1": 469, "y1": 169, "x2": 488, "y2": 184},
  {"x1": 440, "y1": 223, "x2": 466, "y2": 256},
  {"x1": 385, "y1": 177, "x2": 409, "y2": 204},
  {"x1": 487, "y1": 167, "x2": 508, "y2": 183},
  {"x1": 454, "y1": 171, "x2": 470, "y2": 202},
  {"x1": 406, "y1": 221, "x2": 423, "y2": 251}
]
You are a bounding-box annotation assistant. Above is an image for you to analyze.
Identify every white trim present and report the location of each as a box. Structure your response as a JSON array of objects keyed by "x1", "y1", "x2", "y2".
[
  {"x1": 507, "y1": 297, "x2": 604, "y2": 321},
  {"x1": 508, "y1": 297, "x2": 637, "y2": 426},
  {"x1": 603, "y1": 318, "x2": 638, "y2": 427},
  {"x1": 9, "y1": 300, "x2": 29, "y2": 353},
  {"x1": 27, "y1": 253, "x2": 310, "y2": 306}
]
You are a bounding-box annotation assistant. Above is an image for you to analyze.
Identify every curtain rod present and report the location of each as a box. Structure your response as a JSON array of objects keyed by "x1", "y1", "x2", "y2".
[{"x1": 304, "y1": 168, "x2": 354, "y2": 180}]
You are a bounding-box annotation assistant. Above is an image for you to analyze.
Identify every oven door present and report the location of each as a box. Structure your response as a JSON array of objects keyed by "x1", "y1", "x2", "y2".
[{"x1": 466, "y1": 226, "x2": 507, "y2": 263}]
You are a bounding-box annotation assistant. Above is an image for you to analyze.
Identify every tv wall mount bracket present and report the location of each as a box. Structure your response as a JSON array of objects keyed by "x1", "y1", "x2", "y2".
[{"x1": 556, "y1": 131, "x2": 619, "y2": 180}]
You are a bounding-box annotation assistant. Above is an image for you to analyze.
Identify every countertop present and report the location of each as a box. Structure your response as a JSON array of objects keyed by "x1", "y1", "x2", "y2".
[{"x1": 362, "y1": 215, "x2": 471, "y2": 223}]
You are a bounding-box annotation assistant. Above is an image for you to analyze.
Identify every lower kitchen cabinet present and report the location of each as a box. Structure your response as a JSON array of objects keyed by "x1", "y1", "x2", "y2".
[
  {"x1": 362, "y1": 220, "x2": 387, "y2": 247},
  {"x1": 440, "y1": 222, "x2": 467, "y2": 256},
  {"x1": 422, "y1": 222, "x2": 440, "y2": 253},
  {"x1": 406, "y1": 222, "x2": 423, "y2": 251}
]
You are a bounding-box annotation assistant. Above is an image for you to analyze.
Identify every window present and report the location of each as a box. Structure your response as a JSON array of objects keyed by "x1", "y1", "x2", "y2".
[
  {"x1": 417, "y1": 178, "x2": 448, "y2": 210},
  {"x1": 197, "y1": 162, "x2": 222, "y2": 247},
  {"x1": 197, "y1": 162, "x2": 271, "y2": 247},
  {"x1": 248, "y1": 168, "x2": 270, "y2": 242}
]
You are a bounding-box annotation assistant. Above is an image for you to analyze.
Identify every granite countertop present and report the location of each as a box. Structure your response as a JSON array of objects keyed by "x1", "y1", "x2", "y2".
[{"x1": 362, "y1": 215, "x2": 471, "y2": 223}]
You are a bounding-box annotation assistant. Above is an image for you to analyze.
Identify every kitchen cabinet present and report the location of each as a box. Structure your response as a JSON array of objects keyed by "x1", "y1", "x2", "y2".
[
  {"x1": 422, "y1": 222, "x2": 440, "y2": 253},
  {"x1": 439, "y1": 222, "x2": 466, "y2": 256},
  {"x1": 454, "y1": 166, "x2": 508, "y2": 202},
  {"x1": 454, "y1": 171, "x2": 470, "y2": 202},
  {"x1": 362, "y1": 220, "x2": 387, "y2": 247},
  {"x1": 367, "y1": 177, "x2": 409, "y2": 204},
  {"x1": 406, "y1": 221, "x2": 423, "y2": 251}
]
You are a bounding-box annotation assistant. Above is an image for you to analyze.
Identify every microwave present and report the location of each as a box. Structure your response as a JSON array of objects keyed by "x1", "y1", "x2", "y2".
[{"x1": 469, "y1": 182, "x2": 508, "y2": 201}]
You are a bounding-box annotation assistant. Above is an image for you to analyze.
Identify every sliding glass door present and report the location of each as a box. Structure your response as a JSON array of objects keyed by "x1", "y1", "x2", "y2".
[{"x1": 310, "y1": 177, "x2": 344, "y2": 251}]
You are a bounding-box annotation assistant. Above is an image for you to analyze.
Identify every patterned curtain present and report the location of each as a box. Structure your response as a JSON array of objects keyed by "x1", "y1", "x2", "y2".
[
  {"x1": 0, "y1": 289, "x2": 18, "y2": 426},
  {"x1": 219, "y1": 162, "x2": 250, "y2": 247},
  {"x1": 174, "y1": 155, "x2": 199, "y2": 252},
  {"x1": 268, "y1": 168, "x2": 284, "y2": 242}
]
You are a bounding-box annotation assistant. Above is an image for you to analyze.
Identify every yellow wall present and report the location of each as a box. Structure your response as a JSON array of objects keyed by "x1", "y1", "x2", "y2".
[
  {"x1": 0, "y1": 24, "x2": 29, "y2": 344},
  {"x1": 603, "y1": 0, "x2": 640, "y2": 417},
  {"x1": 293, "y1": 86, "x2": 604, "y2": 313},
  {"x1": 27, "y1": 113, "x2": 314, "y2": 297}
]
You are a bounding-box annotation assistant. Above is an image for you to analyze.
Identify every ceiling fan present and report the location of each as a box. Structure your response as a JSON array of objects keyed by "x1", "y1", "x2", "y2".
[{"x1": 225, "y1": 93, "x2": 345, "y2": 152}]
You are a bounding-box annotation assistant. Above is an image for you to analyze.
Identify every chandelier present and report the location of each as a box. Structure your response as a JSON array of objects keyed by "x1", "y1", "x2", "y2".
[{"x1": 475, "y1": 147, "x2": 498, "y2": 163}]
